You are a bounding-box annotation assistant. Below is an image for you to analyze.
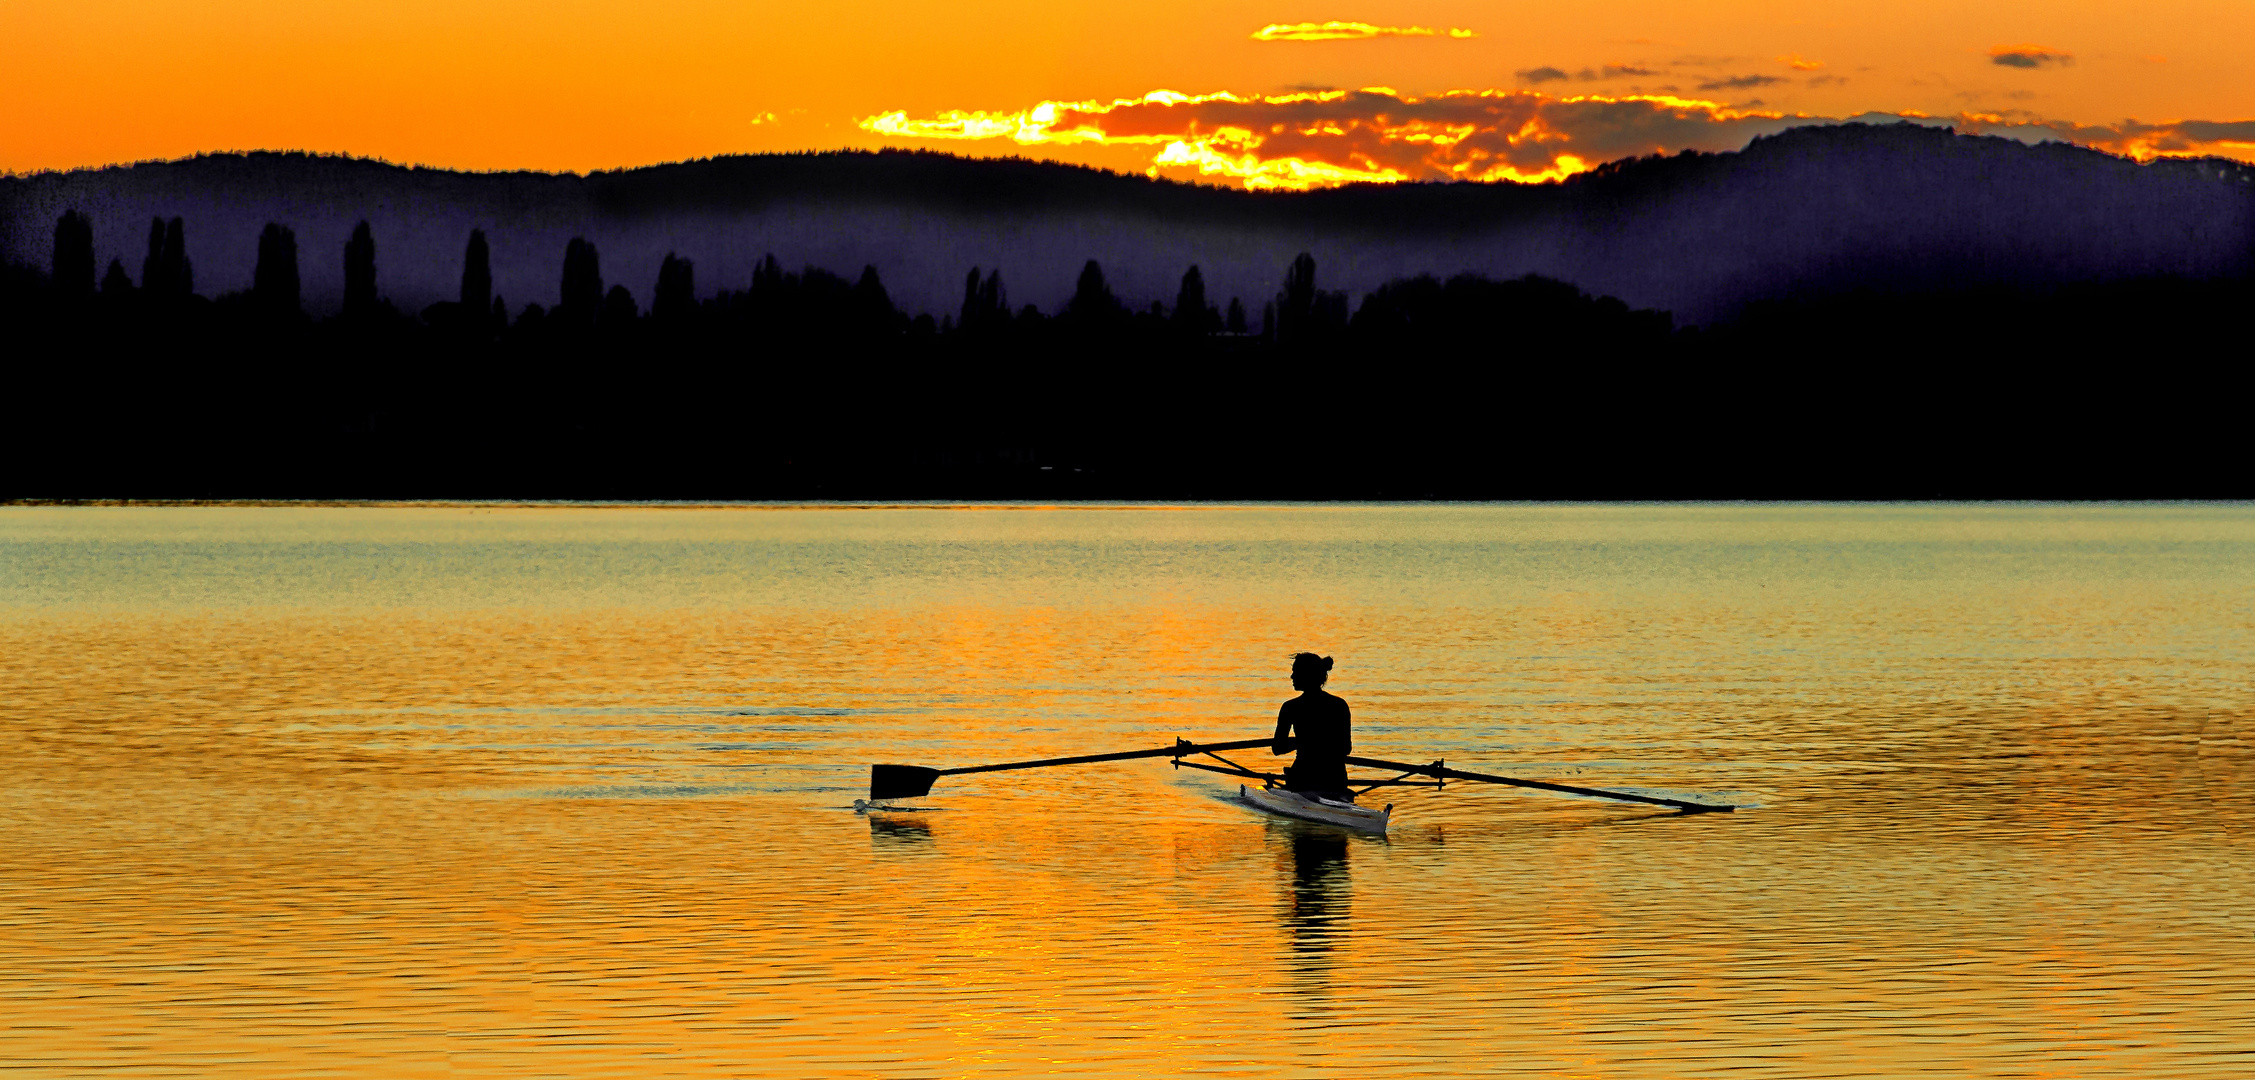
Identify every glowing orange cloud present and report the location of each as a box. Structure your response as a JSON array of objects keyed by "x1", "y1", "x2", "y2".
[
  {"x1": 1779, "y1": 54, "x2": 1825, "y2": 71},
  {"x1": 863, "y1": 89, "x2": 1805, "y2": 190},
  {"x1": 861, "y1": 89, "x2": 2255, "y2": 191},
  {"x1": 1250, "y1": 22, "x2": 1476, "y2": 42}
]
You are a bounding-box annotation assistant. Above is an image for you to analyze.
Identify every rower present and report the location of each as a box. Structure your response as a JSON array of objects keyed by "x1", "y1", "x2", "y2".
[{"x1": 1271, "y1": 653, "x2": 1353, "y2": 801}]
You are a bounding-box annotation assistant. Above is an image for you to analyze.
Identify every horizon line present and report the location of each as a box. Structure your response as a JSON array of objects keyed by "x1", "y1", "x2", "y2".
[{"x1": 9, "y1": 122, "x2": 2194, "y2": 187}]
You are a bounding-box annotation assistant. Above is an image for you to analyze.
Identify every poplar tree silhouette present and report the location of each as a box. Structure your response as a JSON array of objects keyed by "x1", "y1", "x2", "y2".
[
  {"x1": 653, "y1": 253, "x2": 694, "y2": 322},
  {"x1": 560, "y1": 237, "x2": 602, "y2": 323},
  {"x1": 600, "y1": 284, "x2": 638, "y2": 328},
  {"x1": 752, "y1": 253, "x2": 786, "y2": 292},
  {"x1": 851, "y1": 265, "x2": 895, "y2": 332},
  {"x1": 1063, "y1": 259, "x2": 1121, "y2": 324},
  {"x1": 1276, "y1": 252, "x2": 1317, "y2": 344},
  {"x1": 1225, "y1": 297, "x2": 1247, "y2": 334},
  {"x1": 981, "y1": 269, "x2": 1004, "y2": 324},
  {"x1": 958, "y1": 267, "x2": 1007, "y2": 331},
  {"x1": 100, "y1": 259, "x2": 134, "y2": 304},
  {"x1": 1272, "y1": 252, "x2": 1346, "y2": 347},
  {"x1": 141, "y1": 217, "x2": 193, "y2": 301},
  {"x1": 141, "y1": 217, "x2": 169, "y2": 297},
  {"x1": 253, "y1": 223, "x2": 301, "y2": 317},
  {"x1": 164, "y1": 218, "x2": 192, "y2": 298},
  {"x1": 1172, "y1": 264, "x2": 1217, "y2": 333},
  {"x1": 51, "y1": 210, "x2": 95, "y2": 307},
  {"x1": 747, "y1": 253, "x2": 792, "y2": 328},
  {"x1": 461, "y1": 229, "x2": 491, "y2": 312},
  {"x1": 750, "y1": 253, "x2": 786, "y2": 300},
  {"x1": 343, "y1": 221, "x2": 377, "y2": 318}
]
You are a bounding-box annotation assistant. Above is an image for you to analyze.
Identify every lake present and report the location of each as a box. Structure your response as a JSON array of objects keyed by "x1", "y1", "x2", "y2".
[{"x1": 1, "y1": 503, "x2": 2248, "y2": 1077}]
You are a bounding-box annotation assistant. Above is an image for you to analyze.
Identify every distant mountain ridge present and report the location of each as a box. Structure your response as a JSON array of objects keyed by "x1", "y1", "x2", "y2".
[{"x1": 5, "y1": 124, "x2": 2251, "y2": 324}]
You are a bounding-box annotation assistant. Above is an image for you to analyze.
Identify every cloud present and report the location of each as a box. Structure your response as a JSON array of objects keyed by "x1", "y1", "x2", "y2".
[
  {"x1": 859, "y1": 88, "x2": 2255, "y2": 191},
  {"x1": 864, "y1": 88, "x2": 1827, "y2": 190},
  {"x1": 1519, "y1": 64, "x2": 1659, "y2": 84},
  {"x1": 1697, "y1": 74, "x2": 1784, "y2": 90},
  {"x1": 1779, "y1": 54, "x2": 1824, "y2": 71},
  {"x1": 1251, "y1": 22, "x2": 1475, "y2": 41},
  {"x1": 1990, "y1": 44, "x2": 2073, "y2": 69},
  {"x1": 1958, "y1": 113, "x2": 2255, "y2": 159}
]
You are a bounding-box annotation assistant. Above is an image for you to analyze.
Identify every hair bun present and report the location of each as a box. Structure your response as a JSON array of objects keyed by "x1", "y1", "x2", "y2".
[{"x1": 1321, "y1": 656, "x2": 1334, "y2": 671}]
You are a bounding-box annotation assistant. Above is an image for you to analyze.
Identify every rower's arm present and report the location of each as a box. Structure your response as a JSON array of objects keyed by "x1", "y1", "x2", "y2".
[{"x1": 1271, "y1": 708, "x2": 1295, "y2": 754}]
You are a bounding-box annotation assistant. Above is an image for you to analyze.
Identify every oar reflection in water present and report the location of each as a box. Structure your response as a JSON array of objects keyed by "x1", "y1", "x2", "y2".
[{"x1": 868, "y1": 813, "x2": 934, "y2": 848}]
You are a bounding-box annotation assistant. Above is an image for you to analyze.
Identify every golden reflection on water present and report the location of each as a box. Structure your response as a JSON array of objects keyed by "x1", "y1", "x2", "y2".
[{"x1": 1, "y1": 505, "x2": 2249, "y2": 1077}]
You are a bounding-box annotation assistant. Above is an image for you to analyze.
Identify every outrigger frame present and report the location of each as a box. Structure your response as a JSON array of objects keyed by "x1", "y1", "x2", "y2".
[{"x1": 1167, "y1": 743, "x2": 1446, "y2": 792}]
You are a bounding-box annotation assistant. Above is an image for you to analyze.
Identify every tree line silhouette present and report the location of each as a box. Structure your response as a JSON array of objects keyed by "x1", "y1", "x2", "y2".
[
  {"x1": 26, "y1": 207, "x2": 1679, "y2": 339},
  {"x1": 3, "y1": 207, "x2": 2246, "y2": 498}
]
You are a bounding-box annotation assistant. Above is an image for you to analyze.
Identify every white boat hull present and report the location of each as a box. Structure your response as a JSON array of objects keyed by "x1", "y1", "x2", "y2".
[{"x1": 1239, "y1": 784, "x2": 1391, "y2": 832}]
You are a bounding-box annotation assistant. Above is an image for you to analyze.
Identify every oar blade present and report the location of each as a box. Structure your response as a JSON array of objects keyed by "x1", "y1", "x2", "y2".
[{"x1": 870, "y1": 764, "x2": 941, "y2": 801}]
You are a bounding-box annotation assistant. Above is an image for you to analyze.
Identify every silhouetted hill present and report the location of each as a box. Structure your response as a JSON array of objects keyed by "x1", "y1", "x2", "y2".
[
  {"x1": 3, "y1": 124, "x2": 2252, "y2": 499},
  {"x1": 6, "y1": 124, "x2": 2251, "y2": 323}
]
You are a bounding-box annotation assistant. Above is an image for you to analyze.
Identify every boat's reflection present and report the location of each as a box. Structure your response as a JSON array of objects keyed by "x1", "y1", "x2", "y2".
[
  {"x1": 1285, "y1": 826, "x2": 1351, "y2": 960},
  {"x1": 1269, "y1": 816, "x2": 1385, "y2": 1014}
]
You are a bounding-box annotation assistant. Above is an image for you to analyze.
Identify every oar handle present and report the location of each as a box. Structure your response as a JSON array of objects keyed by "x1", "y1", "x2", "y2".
[
  {"x1": 939, "y1": 737, "x2": 1281, "y2": 777},
  {"x1": 1342, "y1": 756, "x2": 1733, "y2": 813}
]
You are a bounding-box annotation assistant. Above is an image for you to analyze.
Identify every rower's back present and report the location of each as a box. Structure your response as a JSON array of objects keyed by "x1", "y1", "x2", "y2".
[
  {"x1": 1277, "y1": 689, "x2": 1351, "y2": 763},
  {"x1": 1274, "y1": 652, "x2": 1352, "y2": 795}
]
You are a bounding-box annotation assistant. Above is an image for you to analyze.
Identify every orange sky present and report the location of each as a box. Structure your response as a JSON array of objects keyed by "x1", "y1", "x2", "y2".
[{"x1": 5, "y1": 1, "x2": 2252, "y2": 187}]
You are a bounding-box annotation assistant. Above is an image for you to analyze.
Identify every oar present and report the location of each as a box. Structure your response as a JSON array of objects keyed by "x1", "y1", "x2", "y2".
[
  {"x1": 870, "y1": 737, "x2": 1281, "y2": 800},
  {"x1": 1343, "y1": 755, "x2": 1734, "y2": 813}
]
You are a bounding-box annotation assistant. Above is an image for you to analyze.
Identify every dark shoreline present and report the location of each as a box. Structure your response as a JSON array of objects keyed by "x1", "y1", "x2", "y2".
[{"x1": 8, "y1": 126, "x2": 2252, "y2": 501}]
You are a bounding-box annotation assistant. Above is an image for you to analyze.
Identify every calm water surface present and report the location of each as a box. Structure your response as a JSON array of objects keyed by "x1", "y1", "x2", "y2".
[{"x1": 1, "y1": 504, "x2": 2248, "y2": 1077}]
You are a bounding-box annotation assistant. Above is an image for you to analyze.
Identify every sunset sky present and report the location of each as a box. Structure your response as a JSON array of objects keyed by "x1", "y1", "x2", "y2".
[{"x1": 6, "y1": 1, "x2": 2252, "y2": 187}]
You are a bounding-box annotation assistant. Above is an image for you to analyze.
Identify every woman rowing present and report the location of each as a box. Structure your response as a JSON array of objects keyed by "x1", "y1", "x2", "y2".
[{"x1": 1272, "y1": 652, "x2": 1353, "y2": 800}]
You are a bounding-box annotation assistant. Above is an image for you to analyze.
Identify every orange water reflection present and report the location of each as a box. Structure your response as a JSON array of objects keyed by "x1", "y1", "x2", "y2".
[{"x1": 0, "y1": 504, "x2": 2248, "y2": 1076}]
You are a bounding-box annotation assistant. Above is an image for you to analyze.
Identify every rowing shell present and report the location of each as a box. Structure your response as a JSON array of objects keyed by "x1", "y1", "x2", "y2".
[
  {"x1": 867, "y1": 736, "x2": 1737, "y2": 817},
  {"x1": 1239, "y1": 784, "x2": 1392, "y2": 832}
]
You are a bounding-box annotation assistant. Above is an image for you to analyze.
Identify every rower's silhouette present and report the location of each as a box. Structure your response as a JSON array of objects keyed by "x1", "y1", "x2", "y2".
[{"x1": 1272, "y1": 653, "x2": 1352, "y2": 799}]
